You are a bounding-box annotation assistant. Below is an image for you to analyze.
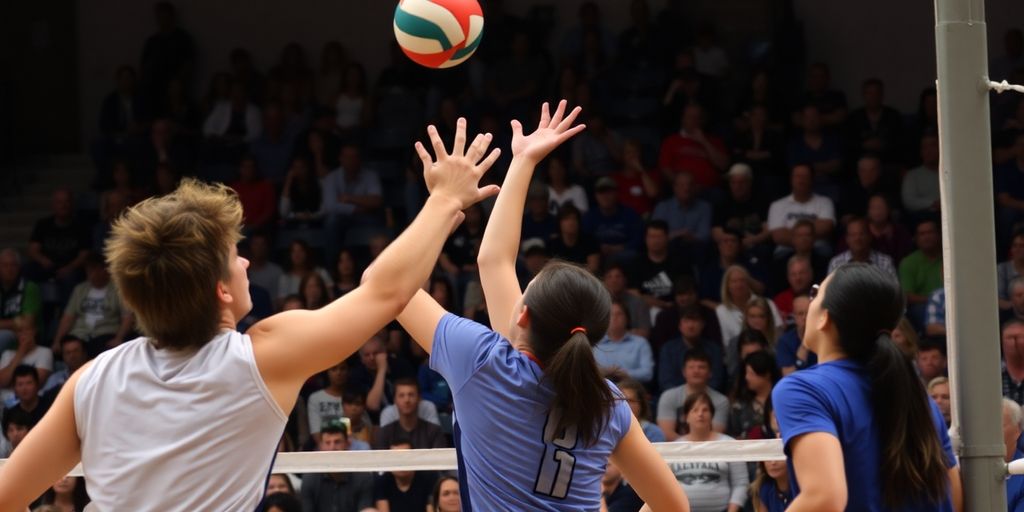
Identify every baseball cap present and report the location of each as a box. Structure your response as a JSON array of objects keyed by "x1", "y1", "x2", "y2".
[
  {"x1": 594, "y1": 176, "x2": 617, "y2": 191},
  {"x1": 726, "y1": 163, "x2": 753, "y2": 179}
]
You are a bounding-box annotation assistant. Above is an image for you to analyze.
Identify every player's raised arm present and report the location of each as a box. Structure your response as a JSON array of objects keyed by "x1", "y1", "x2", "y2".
[
  {"x1": 477, "y1": 100, "x2": 585, "y2": 338},
  {"x1": 250, "y1": 119, "x2": 500, "y2": 403}
]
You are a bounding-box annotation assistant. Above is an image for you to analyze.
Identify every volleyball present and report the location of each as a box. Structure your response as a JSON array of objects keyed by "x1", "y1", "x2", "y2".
[{"x1": 393, "y1": 0, "x2": 484, "y2": 69}]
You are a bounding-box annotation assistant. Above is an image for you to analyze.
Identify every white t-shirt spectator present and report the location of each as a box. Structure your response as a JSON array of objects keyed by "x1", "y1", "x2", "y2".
[
  {"x1": 307, "y1": 389, "x2": 343, "y2": 435},
  {"x1": 670, "y1": 433, "x2": 749, "y2": 511},
  {"x1": 901, "y1": 166, "x2": 941, "y2": 213},
  {"x1": 379, "y1": 400, "x2": 441, "y2": 427},
  {"x1": 767, "y1": 194, "x2": 836, "y2": 231},
  {"x1": 548, "y1": 185, "x2": 589, "y2": 215},
  {"x1": 0, "y1": 346, "x2": 53, "y2": 404}
]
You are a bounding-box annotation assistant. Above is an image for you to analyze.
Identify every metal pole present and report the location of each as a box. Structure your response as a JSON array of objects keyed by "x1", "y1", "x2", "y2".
[{"x1": 933, "y1": 0, "x2": 1006, "y2": 509}]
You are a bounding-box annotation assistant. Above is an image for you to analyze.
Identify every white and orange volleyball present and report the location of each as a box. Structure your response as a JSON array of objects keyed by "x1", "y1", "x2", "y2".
[{"x1": 393, "y1": 0, "x2": 484, "y2": 69}]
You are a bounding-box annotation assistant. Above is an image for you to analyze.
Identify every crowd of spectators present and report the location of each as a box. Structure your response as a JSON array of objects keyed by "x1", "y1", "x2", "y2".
[{"x1": 3, "y1": 0, "x2": 1024, "y2": 510}]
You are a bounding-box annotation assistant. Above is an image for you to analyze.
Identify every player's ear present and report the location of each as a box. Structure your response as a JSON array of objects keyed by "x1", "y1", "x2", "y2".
[
  {"x1": 516, "y1": 305, "x2": 530, "y2": 329},
  {"x1": 216, "y1": 280, "x2": 234, "y2": 305}
]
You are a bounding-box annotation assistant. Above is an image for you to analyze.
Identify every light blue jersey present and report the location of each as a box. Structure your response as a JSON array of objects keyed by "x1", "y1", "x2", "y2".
[{"x1": 431, "y1": 314, "x2": 634, "y2": 511}]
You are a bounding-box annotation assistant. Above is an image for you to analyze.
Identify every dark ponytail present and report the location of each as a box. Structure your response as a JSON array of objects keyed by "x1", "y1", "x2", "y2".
[
  {"x1": 524, "y1": 261, "x2": 614, "y2": 447},
  {"x1": 822, "y1": 263, "x2": 948, "y2": 507}
]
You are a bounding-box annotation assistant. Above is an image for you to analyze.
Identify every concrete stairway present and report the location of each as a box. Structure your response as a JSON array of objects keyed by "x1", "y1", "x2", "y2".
[{"x1": 0, "y1": 154, "x2": 95, "y2": 255}]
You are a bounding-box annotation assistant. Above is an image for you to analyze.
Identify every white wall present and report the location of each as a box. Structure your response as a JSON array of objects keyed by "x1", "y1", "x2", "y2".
[{"x1": 77, "y1": 0, "x2": 1023, "y2": 145}]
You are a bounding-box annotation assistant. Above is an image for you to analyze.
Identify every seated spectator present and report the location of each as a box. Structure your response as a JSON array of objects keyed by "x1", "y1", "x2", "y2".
[
  {"x1": 999, "y1": 230, "x2": 1024, "y2": 310},
  {"x1": 2, "y1": 365, "x2": 50, "y2": 424},
  {"x1": 342, "y1": 390, "x2": 375, "y2": 447},
  {"x1": 26, "y1": 189, "x2": 92, "y2": 297},
  {"x1": 611, "y1": 139, "x2": 660, "y2": 217},
  {"x1": 36, "y1": 476, "x2": 91, "y2": 512},
  {"x1": 901, "y1": 134, "x2": 942, "y2": 218},
  {"x1": 431, "y1": 476, "x2": 461, "y2": 512},
  {"x1": 0, "y1": 249, "x2": 41, "y2": 352},
  {"x1": 773, "y1": 255, "x2": 814, "y2": 325},
  {"x1": 996, "y1": 132, "x2": 1024, "y2": 242},
  {"x1": 52, "y1": 255, "x2": 134, "y2": 356},
  {"x1": 548, "y1": 205, "x2": 600, "y2": 274},
  {"x1": 350, "y1": 336, "x2": 415, "y2": 415},
  {"x1": 335, "y1": 63, "x2": 369, "y2": 141},
  {"x1": 277, "y1": 240, "x2": 333, "y2": 300},
  {"x1": 0, "y1": 407, "x2": 32, "y2": 458},
  {"x1": 322, "y1": 144, "x2": 384, "y2": 258},
  {"x1": 332, "y1": 249, "x2": 361, "y2": 298},
  {"x1": 545, "y1": 157, "x2": 588, "y2": 214},
  {"x1": 776, "y1": 296, "x2": 817, "y2": 375},
  {"x1": 583, "y1": 178, "x2": 644, "y2": 262},
  {"x1": 308, "y1": 362, "x2": 350, "y2": 444},
  {"x1": 230, "y1": 156, "x2": 277, "y2": 232},
  {"x1": 631, "y1": 221, "x2": 691, "y2": 311},
  {"x1": 135, "y1": 118, "x2": 194, "y2": 182},
  {"x1": 266, "y1": 474, "x2": 296, "y2": 497},
  {"x1": 373, "y1": 379, "x2": 446, "y2": 450},
  {"x1": 1004, "y1": 277, "x2": 1024, "y2": 326},
  {"x1": 731, "y1": 107, "x2": 785, "y2": 197},
  {"x1": 92, "y1": 66, "x2": 149, "y2": 184},
  {"x1": 916, "y1": 338, "x2": 948, "y2": 384},
  {"x1": 928, "y1": 376, "x2": 951, "y2": 427},
  {"x1": 279, "y1": 157, "x2": 325, "y2": 230},
  {"x1": 202, "y1": 79, "x2": 261, "y2": 143},
  {"x1": 263, "y1": 492, "x2": 302, "y2": 512},
  {"x1": 787, "y1": 105, "x2": 843, "y2": 183},
  {"x1": 672, "y1": 392, "x2": 750, "y2": 510},
  {"x1": 845, "y1": 79, "x2": 904, "y2": 164},
  {"x1": 651, "y1": 276, "x2": 722, "y2": 354},
  {"x1": 925, "y1": 288, "x2": 947, "y2": 337},
  {"x1": 712, "y1": 163, "x2": 771, "y2": 254},
  {"x1": 657, "y1": 351, "x2": 730, "y2": 440},
  {"x1": 900, "y1": 219, "x2": 944, "y2": 327},
  {"x1": 593, "y1": 301, "x2": 654, "y2": 384},
  {"x1": 1, "y1": 330, "x2": 53, "y2": 405},
  {"x1": 41, "y1": 337, "x2": 88, "y2": 398},
  {"x1": 379, "y1": 391, "x2": 440, "y2": 428},
  {"x1": 603, "y1": 462, "x2": 644, "y2": 512},
  {"x1": 249, "y1": 101, "x2": 296, "y2": 184},
  {"x1": 373, "y1": 437, "x2": 435, "y2": 511},
  {"x1": 768, "y1": 220, "x2": 829, "y2": 292},
  {"x1": 1007, "y1": 398, "x2": 1024, "y2": 512},
  {"x1": 793, "y1": 62, "x2": 847, "y2": 128},
  {"x1": 522, "y1": 181, "x2": 558, "y2": 243},
  {"x1": 658, "y1": 307, "x2": 726, "y2": 393},
  {"x1": 767, "y1": 165, "x2": 835, "y2": 256},
  {"x1": 827, "y1": 217, "x2": 897, "y2": 277},
  {"x1": 571, "y1": 111, "x2": 623, "y2": 178},
  {"x1": 607, "y1": 374, "x2": 664, "y2": 443},
  {"x1": 100, "y1": 161, "x2": 144, "y2": 220},
  {"x1": 724, "y1": 299, "x2": 779, "y2": 378},
  {"x1": 602, "y1": 265, "x2": 651, "y2": 339},
  {"x1": 866, "y1": 194, "x2": 913, "y2": 262},
  {"x1": 697, "y1": 228, "x2": 766, "y2": 305},
  {"x1": 727, "y1": 350, "x2": 780, "y2": 440},
  {"x1": 838, "y1": 155, "x2": 897, "y2": 222},
  {"x1": 751, "y1": 408, "x2": 792, "y2": 511},
  {"x1": 1005, "y1": 319, "x2": 1024, "y2": 405},
  {"x1": 657, "y1": 103, "x2": 730, "y2": 190},
  {"x1": 715, "y1": 265, "x2": 783, "y2": 348},
  {"x1": 300, "y1": 272, "x2": 331, "y2": 310},
  {"x1": 245, "y1": 232, "x2": 283, "y2": 299},
  {"x1": 300, "y1": 423, "x2": 375, "y2": 512},
  {"x1": 652, "y1": 173, "x2": 712, "y2": 255}
]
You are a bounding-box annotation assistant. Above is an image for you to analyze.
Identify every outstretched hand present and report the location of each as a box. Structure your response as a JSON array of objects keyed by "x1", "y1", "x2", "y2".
[
  {"x1": 510, "y1": 100, "x2": 587, "y2": 164},
  {"x1": 416, "y1": 117, "x2": 502, "y2": 209}
]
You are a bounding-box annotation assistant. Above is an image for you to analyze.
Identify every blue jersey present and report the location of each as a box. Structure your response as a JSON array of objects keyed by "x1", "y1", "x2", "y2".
[
  {"x1": 1008, "y1": 431, "x2": 1024, "y2": 512},
  {"x1": 431, "y1": 314, "x2": 634, "y2": 511},
  {"x1": 773, "y1": 359, "x2": 955, "y2": 512},
  {"x1": 758, "y1": 479, "x2": 791, "y2": 512}
]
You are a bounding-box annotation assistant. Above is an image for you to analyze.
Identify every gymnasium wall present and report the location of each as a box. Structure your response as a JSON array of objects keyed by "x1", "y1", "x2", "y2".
[{"x1": 75, "y1": 0, "x2": 1024, "y2": 146}]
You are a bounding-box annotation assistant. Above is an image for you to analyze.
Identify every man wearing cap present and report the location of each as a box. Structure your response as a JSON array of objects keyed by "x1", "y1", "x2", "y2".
[
  {"x1": 712, "y1": 163, "x2": 770, "y2": 252},
  {"x1": 583, "y1": 177, "x2": 644, "y2": 262}
]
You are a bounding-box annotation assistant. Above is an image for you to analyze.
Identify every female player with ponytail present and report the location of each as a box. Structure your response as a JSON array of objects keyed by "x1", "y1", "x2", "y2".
[
  {"x1": 391, "y1": 101, "x2": 689, "y2": 511},
  {"x1": 772, "y1": 263, "x2": 963, "y2": 511}
]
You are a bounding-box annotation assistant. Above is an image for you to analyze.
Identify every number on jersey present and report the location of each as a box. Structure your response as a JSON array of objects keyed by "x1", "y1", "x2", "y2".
[{"x1": 533, "y1": 409, "x2": 579, "y2": 499}]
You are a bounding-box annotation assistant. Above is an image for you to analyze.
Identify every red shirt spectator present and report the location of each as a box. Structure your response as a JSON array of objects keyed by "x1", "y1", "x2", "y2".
[
  {"x1": 658, "y1": 104, "x2": 729, "y2": 189},
  {"x1": 613, "y1": 140, "x2": 660, "y2": 216},
  {"x1": 230, "y1": 157, "x2": 277, "y2": 229}
]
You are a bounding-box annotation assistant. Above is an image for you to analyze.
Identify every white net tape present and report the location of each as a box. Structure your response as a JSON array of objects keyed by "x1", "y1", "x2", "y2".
[
  {"x1": 989, "y1": 80, "x2": 1024, "y2": 94},
  {"x1": 0, "y1": 439, "x2": 786, "y2": 476}
]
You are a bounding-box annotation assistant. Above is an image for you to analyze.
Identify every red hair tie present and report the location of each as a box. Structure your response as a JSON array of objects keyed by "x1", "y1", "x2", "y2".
[{"x1": 571, "y1": 327, "x2": 587, "y2": 335}]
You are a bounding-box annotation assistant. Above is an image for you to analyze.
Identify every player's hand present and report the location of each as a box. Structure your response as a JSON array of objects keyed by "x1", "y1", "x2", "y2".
[
  {"x1": 416, "y1": 118, "x2": 501, "y2": 210},
  {"x1": 510, "y1": 100, "x2": 586, "y2": 164}
]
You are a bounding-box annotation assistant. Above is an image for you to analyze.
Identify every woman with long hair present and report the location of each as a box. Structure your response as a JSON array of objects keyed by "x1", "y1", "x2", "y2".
[
  {"x1": 277, "y1": 240, "x2": 332, "y2": 299},
  {"x1": 727, "y1": 350, "x2": 780, "y2": 441},
  {"x1": 673, "y1": 392, "x2": 748, "y2": 512},
  {"x1": 299, "y1": 272, "x2": 331, "y2": 310},
  {"x1": 724, "y1": 298, "x2": 778, "y2": 377},
  {"x1": 430, "y1": 475, "x2": 461, "y2": 512},
  {"x1": 391, "y1": 102, "x2": 688, "y2": 510},
  {"x1": 750, "y1": 406, "x2": 790, "y2": 512},
  {"x1": 607, "y1": 372, "x2": 664, "y2": 442},
  {"x1": 38, "y1": 477, "x2": 90, "y2": 511},
  {"x1": 773, "y1": 263, "x2": 962, "y2": 511},
  {"x1": 332, "y1": 249, "x2": 360, "y2": 298},
  {"x1": 715, "y1": 265, "x2": 782, "y2": 347}
]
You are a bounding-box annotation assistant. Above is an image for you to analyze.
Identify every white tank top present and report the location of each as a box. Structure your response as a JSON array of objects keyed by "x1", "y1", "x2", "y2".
[{"x1": 75, "y1": 330, "x2": 288, "y2": 511}]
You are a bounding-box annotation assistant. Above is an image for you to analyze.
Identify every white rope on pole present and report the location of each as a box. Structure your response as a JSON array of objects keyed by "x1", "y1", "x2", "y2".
[
  {"x1": 0, "y1": 439, "x2": 787, "y2": 476},
  {"x1": 989, "y1": 80, "x2": 1024, "y2": 94}
]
